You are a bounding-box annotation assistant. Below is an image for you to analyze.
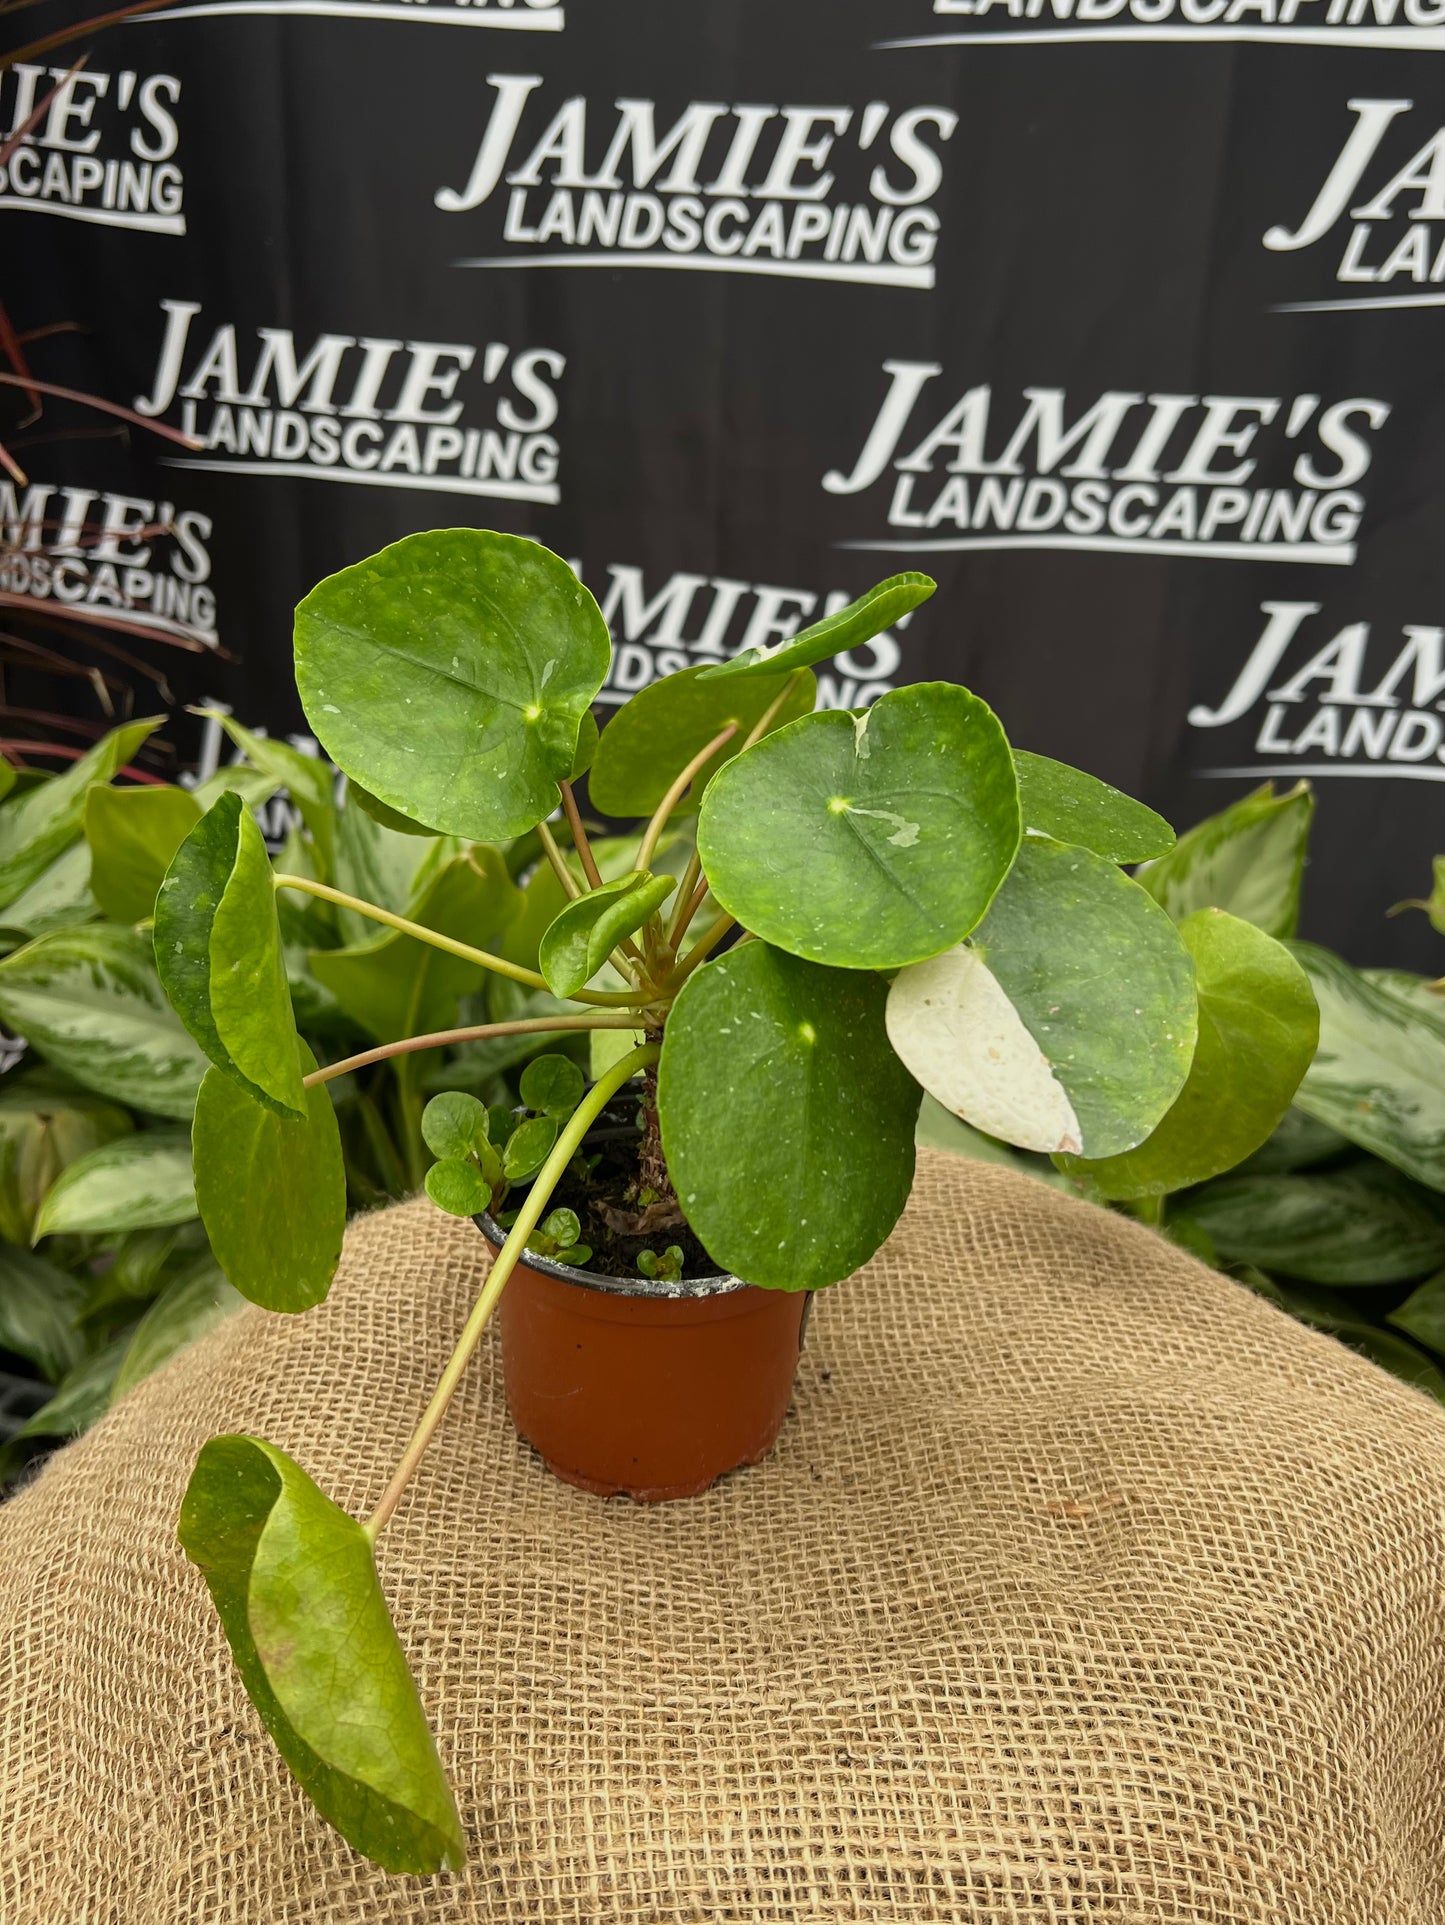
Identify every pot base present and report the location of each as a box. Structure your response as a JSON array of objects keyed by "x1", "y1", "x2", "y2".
[{"x1": 491, "y1": 1239, "x2": 809, "y2": 1504}]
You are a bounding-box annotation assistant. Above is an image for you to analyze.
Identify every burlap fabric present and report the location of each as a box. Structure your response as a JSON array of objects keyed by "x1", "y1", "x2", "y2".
[{"x1": 3, "y1": 1153, "x2": 1444, "y2": 1924}]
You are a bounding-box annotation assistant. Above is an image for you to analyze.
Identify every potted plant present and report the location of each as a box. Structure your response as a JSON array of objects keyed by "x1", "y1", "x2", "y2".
[{"x1": 152, "y1": 528, "x2": 1319, "y2": 1873}]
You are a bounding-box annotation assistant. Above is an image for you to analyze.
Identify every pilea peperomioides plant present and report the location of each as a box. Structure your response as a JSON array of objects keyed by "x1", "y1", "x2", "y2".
[{"x1": 152, "y1": 528, "x2": 1319, "y2": 1872}]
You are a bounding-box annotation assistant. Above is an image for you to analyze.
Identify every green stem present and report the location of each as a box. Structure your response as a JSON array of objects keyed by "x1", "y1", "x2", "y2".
[
  {"x1": 1133, "y1": 1195, "x2": 1166, "y2": 1228},
  {"x1": 737, "y1": 666, "x2": 806, "y2": 754},
  {"x1": 559, "y1": 779, "x2": 604, "y2": 890},
  {"x1": 272, "y1": 873, "x2": 646, "y2": 1008},
  {"x1": 671, "y1": 907, "x2": 736, "y2": 984},
  {"x1": 636, "y1": 723, "x2": 737, "y2": 875},
  {"x1": 536, "y1": 819, "x2": 581, "y2": 900},
  {"x1": 665, "y1": 849, "x2": 703, "y2": 946},
  {"x1": 302, "y1": 1013, "x2": 643, "y2": 1090},
  {"x1": 364, "y1": 1041, "x2": 660, "y2": 1539}
]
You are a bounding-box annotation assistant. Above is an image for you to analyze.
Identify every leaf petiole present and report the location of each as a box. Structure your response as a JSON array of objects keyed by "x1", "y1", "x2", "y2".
[
  {"x1": 636, "y1": 723, "x2": 737, "y2": 874},
  {"x1": 271, "y1": 874, "x2": 648, "y2": 1008},
  {"x1": 364, "y1": 1041, "x2": 660, "y2": 1539},
  {"x1": 302, "y1": 1013, "x2": 643, "y2": 1090}
]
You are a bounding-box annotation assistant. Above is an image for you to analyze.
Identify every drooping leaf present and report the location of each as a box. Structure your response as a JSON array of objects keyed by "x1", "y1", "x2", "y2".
[
  {"x1": 697, "y1": 573, "x2": 935, "y2": 683},
  {"x1": 1186, "y1": 1163, "x2": 1445, "y2": 1284},
  {"x1": 1388, "y1": 1269, "x2": 1445, "y2": 1358},
  {"x1": 192, "y1": 1040, "x2": 346, "y2": 1312},
  {"x1": 588, "y1": 664, "x2": 817, "y2": 816},
  {"x1": 310, "y1": 846, "x2": 518, "y2": 1044},
  {"x1": 886, "y1": 835, "x2": 1196, "y2": 1158},
  {"x1": 0, "y1": 841, "x2": 97, "y2": 944},
  {"x1": 112, "y1": 1257, "x2": 242, "y2": 1402},
  {"x1": 1290, "y1": 943, "x2": 1445, "y2": 1192},
  {"x1": 0, "y1": 1244, "x2": 85, "y2": 1382},
  {"x1": 1135, "y1": 780, "x2": 1313, "y2": 940},
  {"x1": 0, "y1": 924, "x2": 208, "y2": 1119},
  {"x1": 0, "y1": 1076, "x2": 131, "y2": 1244},
  {"x1": 200, "y1": 712, "x2": 336, "y2": 878},
  {"x1": 295, "y1": 529, "x2": 610, "y2": 841},
  {"x1": 658, "y1": 941, "x2": 919, "y2": 1290},
  {"x1": 518, "y1": 1054, "x2": 584, "y2": 1117},
  {"x1": 539, "y1": 872, "x2": 673, "y2": 998},
  {"x1": 83, "y1": 785, "x2": 202, "y2": 924},
  {"x1": 0, "y1": 717, "x2": 160, "y2": 911},
  {"x1": 1065, "y1": 909, "x2": 1317, "y2": 1198},
  {"x1": 698, "y1": 682, "x2": 1020, "y2": 970},
  {"x1": 1014, "y1": 751, "x2": 1174, "y2": 863},
  {"x1": 153, "y1": 792, "x2": 305, "y2": 1117},
  {"x1": 178, "y1": 1435, "x2": 466, "y2": 1873},
  {"x1": 33, "y1": 1130, "x2": 195, "y2": 1239},
  {"x1": 190, "y1": 763, "x2": 285, "y2": 813}
]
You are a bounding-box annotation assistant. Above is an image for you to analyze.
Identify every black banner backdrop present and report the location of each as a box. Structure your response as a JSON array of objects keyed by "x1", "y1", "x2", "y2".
[{"x1": 5, "y1": 1, "x2": 1445, "y2": 963}]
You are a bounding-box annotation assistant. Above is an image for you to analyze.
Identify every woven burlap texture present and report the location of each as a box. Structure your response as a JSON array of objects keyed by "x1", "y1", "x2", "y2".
[{"x1": 3, "y1": 1152, "x2": 1444, "y2": 1925}]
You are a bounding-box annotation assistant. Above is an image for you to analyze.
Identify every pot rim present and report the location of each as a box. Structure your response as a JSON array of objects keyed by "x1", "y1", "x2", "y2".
[{"x1": 474, "y1": 1209, "x2": 747, "y2": 1300}]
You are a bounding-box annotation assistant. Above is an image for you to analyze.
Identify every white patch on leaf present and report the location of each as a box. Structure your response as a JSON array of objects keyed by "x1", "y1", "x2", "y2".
[{"x1": 886, "y1": 944, "x2": 1083, "y2": 1154}]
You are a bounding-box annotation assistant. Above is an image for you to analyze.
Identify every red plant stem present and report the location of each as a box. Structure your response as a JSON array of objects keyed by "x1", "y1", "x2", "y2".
[
  {"x1": 558, "y1": 778, "x2": 603, "y2": 890},
  {"x1": 636, "y1": 723, "x2": 737, "y2": 873},
  {"x1": 4, "y1": 0, "x2": 182, "y2": 68},
  {"x1": 0, "y1": 374, "x2": 203, "y2": 449},
  {"x1": 0, "y1": 56, "x2": 87, "y2": 176},
  {"x1": 302, "y1": 1013, "x2": 640, "y2": 1090}
]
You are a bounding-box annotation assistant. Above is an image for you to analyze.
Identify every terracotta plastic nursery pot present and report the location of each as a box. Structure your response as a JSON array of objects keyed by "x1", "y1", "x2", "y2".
[{"x1": 479, "y1": 1209, "x2": 810, "y2": 1504}]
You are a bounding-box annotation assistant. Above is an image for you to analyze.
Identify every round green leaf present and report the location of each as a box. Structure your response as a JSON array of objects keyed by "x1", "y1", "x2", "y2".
[
  {"x1": 295, "y1": 530, "x2": 610, "y2": 841},
  {"x1": 33, "y1": 1130, "x2": 195, "y2": 1238},
  {"x1": 697, "y1": 573, "x2": 934, "y2": 684},
  {"x1": 518, "y1": 1053, "x2": 585, "y2": 1117},
  {"x1": 421, "y1": 1091, "x2": 489, "y2": 1161},
  {"x1": 178, "y1": 1435, "x2": 465, "y2": 1874},
  {"x1": 697, "y1": 683, "x2": 1020, "y2": 970},
  {"x1": 503, "y1": 1114, "x2": 559, "y2": 1181},
  {"x1": 1186, "y1": 1164, "x2": 1445, "y2": 1285},
  {"x1": 424, "y1": 1157, "x2": 492, "y2": 1217},
  {"x1": 538, "y1": 871, "x2": 674, "y2": 998},
  {"x1": 588, "y1": 664, "x2": 817, "y2": 816},
  {"x1": 83, "y1": 784, "x2": 202, "y2": 924},
  {"x1": 538, "y1": 1206, "x2": 581, "y2": 1247},
  {"x1": 154, "y1": 793, "x2": 305, "y2": 1117},
  {"x1": 886, "y1": 835, "x2": 1197, "y2": 1158},
  {"x1": 657, "y1": 941, "x2": 920, "y2": 1290},
  {"x1": 1065, "y1": 909, "x2": 1319, "y2": 1199},
  {"x1": 0, "y1": 924, "x2": 208, "y2": 1120},
  {"x1": 1014, "y1": 751, "x2": 1174, "y2": 863},
  {"x1": 193, "y1": 1039, "x2": 346, "y2": 1313}
]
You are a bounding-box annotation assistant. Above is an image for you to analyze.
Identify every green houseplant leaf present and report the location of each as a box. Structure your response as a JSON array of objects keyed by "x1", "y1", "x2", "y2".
[
  {"x1": 0, "y1": 1074, "x2": 131, "y2": 1243},
  {"x1": 1065, "y1": 909, "x2": 1318, "y2": 1198},
  {"x1": 1290, "y1": 944, "x2": 1445, "y2": 1192},
  {"x1": 886, "y1": 835, "x2": 1197, "y2": 1158},
  {"x1": 697, "y1": 682, "x2": 1020, "y2": 970},
  {"x1": 0, "y1": 924, "x2": 208, "y2": 1119},
  {"x1": 1388, "y1": 1269, "x2": 1445, "y2": 1358},
  {"x1": 1014, "y1": 751, "x2": 1174, "y2": 863},
  {"x1": 112, "y1": 1258, "x2": 242, "y2": 1402},
  {"x1": 83, "y1": 784, "x2": 203, "y2": 925},
  {"x1": 1275, "y1": 1282, "x2": 1445, "y2": 1403},
  {"x1": 0, "y1": 1244, "x2": 85, "y2": 1383},
  {"x1": 539, "y1": 871, "x2": 674, "y2": 998},
  {"x1": 0, "y1": 716, "x2": 160, "y2": 911},
  {"x1": 294, "y1": 529, "x2": 610, "y2": 841},
  {"x1": 33, "y1": 1130, "x2": 195, "y2": 1238},
  {"x1": 0, "y1": 841, "x2": 97, "y2": 944},
  {"x1": 192, "y1": 1040, "x2": 346, "y2": 1313},
  {"x1": 9, "y1": 1337, "x2": 129, "y2": 1443},
  {"x1": 1135, "y1": 780, "x2": 1313, "y2": 940},
  {"x1": 588, "y1": 664, "x2": 817, "y2": 816},
  {"x1": 154, "y1": 791, "x2": 305, "y2": 1117},
  {"x1": 199, "y1": 712, "x2": 337, "y2": 878},
  {"x1": 658, "y1": 941, "x2": 920, "y2": 1289},
  {"x1": 178, "y1": 1435, "x2": 465, "y2": 1874},
  {"x1": 697, "y1": 573, "x2": 934, "y2": 683},
  {"x1": 1186, "y1": 1163, "x2": 1445, "y2": 1284}
]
